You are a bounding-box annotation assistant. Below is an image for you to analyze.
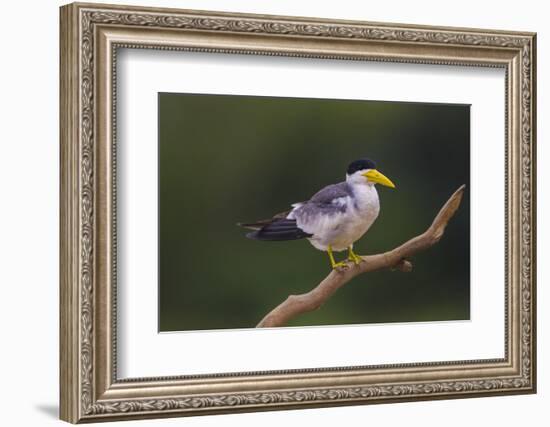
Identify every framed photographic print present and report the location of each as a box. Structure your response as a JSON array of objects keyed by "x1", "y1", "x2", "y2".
[{"x1": 59, "y1": 2, "x2": 537, "y2": 423}]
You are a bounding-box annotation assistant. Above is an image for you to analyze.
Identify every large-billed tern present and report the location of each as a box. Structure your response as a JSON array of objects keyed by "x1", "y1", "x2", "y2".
[{"x1": 240, "y1": 158, "x2": 396, "y2": 269}]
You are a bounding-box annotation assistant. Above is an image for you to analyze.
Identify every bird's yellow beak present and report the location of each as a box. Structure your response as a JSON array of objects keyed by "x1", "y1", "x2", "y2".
[{"x1": 363, "y1": 169, "x2": 396, "y2": 188}]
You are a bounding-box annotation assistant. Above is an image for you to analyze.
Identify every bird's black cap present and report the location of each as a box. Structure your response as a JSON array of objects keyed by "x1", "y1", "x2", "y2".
[{"x1": 347, "y1": 158, "x2": 377, "y2": 175}]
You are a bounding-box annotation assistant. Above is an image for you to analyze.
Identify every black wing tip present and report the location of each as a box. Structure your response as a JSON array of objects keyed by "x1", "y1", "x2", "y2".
[
  {"x1": 245, "y1": 230, "x2": 261, "y2": 240},
  {"x1": 243, "y1": 218, "x2": 312, "y2": 241},
  {"x1": 246, "y1": 231, "x2": 311, "y2": 241},
  {"x1": 237, "y1": 222, "x2": 262, "y2": 231}
]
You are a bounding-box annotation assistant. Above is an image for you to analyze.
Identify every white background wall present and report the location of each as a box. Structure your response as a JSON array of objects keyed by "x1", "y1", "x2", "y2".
[{"x1": 0, "y1": 0, "x2": 545, "y2": 426}]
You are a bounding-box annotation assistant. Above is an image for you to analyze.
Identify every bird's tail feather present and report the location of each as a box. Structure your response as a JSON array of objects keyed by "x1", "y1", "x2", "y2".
[
  {"x1": 241, "y1": 218, "x2": 312, "y2": 241},
  {"x1": 237, "y1": 208, "x2": 293, "y2": 231}
]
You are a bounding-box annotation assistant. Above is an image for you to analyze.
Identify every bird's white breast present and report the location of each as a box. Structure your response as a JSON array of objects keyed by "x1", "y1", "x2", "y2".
[{"x1": 301, "y1": 184, "x2": 380, "y2": 252}]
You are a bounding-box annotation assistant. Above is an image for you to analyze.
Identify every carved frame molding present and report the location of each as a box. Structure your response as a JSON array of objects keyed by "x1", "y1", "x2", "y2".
[{"x1": 60, "y1": 2, "x2": 536, "y2": 423}]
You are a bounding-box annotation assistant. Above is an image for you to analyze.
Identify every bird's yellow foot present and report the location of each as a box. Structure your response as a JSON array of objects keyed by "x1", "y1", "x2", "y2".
[
  {"x1": 347, "y1": 248, "x2": 364, "y2": 265},
  {"x1": 327, "y1": 245, "x2": 349, "y2": 270},
  {"x1": 331, "y1": 260, "x2": 349, "y2": 270}
]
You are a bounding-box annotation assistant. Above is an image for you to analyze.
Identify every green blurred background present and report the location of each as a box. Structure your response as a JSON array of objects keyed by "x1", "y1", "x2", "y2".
[{"x1": 158, "y1": 93, "x2": 470, "y2": 332}]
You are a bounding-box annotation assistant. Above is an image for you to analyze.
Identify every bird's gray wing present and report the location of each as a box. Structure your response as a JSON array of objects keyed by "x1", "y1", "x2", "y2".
[
  {"x1": 308, "y1": 182, "x2": 352, "y2": 207},
  {"x1": 293, "y1": 182, "x2": 352, "y2": 221},
  {"x1": 238, "y1": 182, "x2": 352, "y2": 240}
]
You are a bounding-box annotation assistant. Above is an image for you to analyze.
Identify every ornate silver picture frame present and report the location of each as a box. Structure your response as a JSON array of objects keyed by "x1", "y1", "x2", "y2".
[{"x1": 60, "y1": 2, "x2": 536, "y2": 423}]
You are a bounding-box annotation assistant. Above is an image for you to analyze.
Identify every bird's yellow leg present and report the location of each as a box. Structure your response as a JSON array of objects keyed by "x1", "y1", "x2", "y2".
[
  {"x1": 327, "y1": 245, "x2": 348, "y2": 269},
  {"x1": 347, "y1": 246, "x2": 363, "y2": 265}
]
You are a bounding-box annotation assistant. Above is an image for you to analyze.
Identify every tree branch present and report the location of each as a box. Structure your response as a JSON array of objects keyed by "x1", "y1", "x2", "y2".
[{"x1": 256, "y1": 184, "x2": 466, "y2": 328}]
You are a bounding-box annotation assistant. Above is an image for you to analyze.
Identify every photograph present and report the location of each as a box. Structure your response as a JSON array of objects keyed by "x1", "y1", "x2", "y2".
[{"x1": 158, "y1": 93, "x2": 471, "y2": 332}]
